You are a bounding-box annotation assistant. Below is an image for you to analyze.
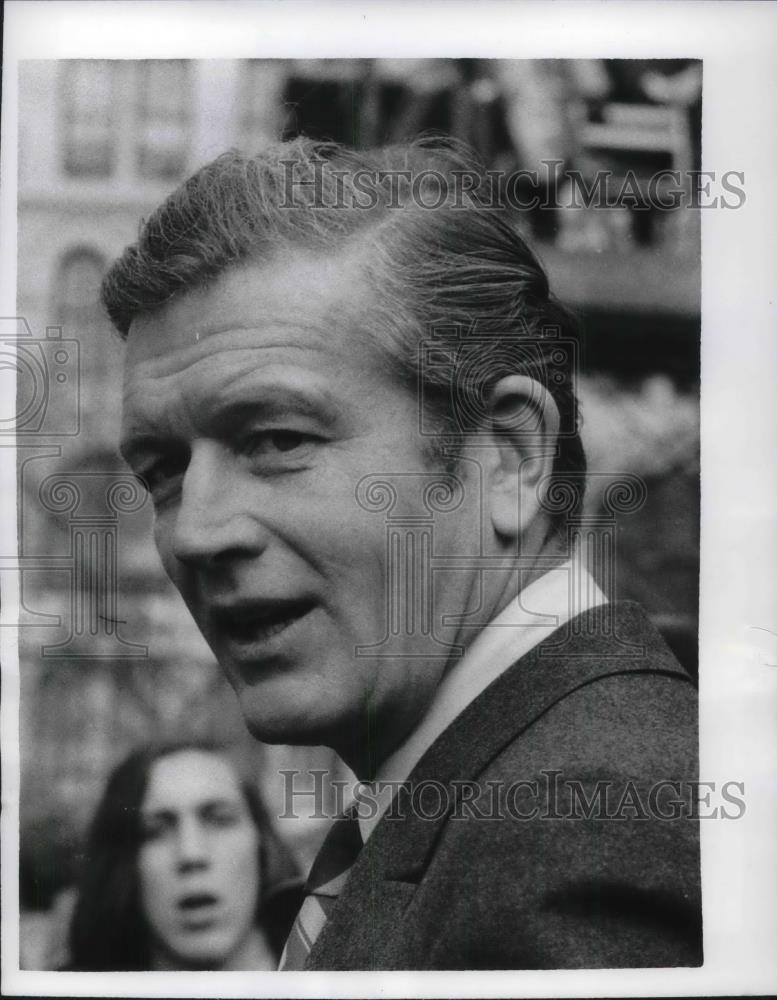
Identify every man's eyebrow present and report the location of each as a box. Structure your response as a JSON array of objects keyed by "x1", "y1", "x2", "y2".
[{"x1": 209, "y1": 383, "x2": 343, "y2": 433}]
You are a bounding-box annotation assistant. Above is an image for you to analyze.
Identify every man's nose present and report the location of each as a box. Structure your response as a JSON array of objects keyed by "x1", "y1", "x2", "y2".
[
  {"x1": 171, "y1": 442, "x2": 268, "y2": 566},
  {"x1": 176, "y1": 816, "x2": 210, "y2": 872}
]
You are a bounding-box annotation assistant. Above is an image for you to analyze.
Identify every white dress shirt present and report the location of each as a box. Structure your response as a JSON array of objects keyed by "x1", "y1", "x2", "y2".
[{"x1": 356, "y1": 556, "x2": 608, "y2": 843}]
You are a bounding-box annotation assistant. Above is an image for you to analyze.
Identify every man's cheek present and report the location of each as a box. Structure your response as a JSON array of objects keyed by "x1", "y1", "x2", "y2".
[
  {"x1": 153, "y1": 519, "x2": 182, "y2": 583},
  {"x1": 154, "y1": 545, "x2": 200, "y2": 624},
  {"x1": 152, "y1": 518, "x2": 172, "y2": 563}
]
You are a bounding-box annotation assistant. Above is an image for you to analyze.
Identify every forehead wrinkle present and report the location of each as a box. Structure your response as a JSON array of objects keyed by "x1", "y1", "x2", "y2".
[
  {"x1": 126, "y1": 330, "x2": 334, "y2": 382},
  {"x1": 123, "y1": 334, "x2": 329, "y2": 416},
  {"x1": 187, "y1": 312, "x2": 335, "y2": 342},
  {"x1": 125, "y1": 350, "x2": 340, "y2": 423}
]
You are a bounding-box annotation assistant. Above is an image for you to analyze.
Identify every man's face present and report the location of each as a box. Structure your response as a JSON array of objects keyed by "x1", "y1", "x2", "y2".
[{"x1": 121, "y1": 250, "x2": 479, "y2": 764}]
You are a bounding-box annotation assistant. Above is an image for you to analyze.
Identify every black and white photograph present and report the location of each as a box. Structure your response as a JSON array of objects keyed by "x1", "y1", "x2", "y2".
[{"x1": 1, "y1": 2, "x2": 775, "y2": 997}]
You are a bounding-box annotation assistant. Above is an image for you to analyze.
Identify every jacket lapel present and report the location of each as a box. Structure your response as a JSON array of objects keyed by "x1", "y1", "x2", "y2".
[{"x1": 307, "y1": 601, "x2": 692, "y2": 969}]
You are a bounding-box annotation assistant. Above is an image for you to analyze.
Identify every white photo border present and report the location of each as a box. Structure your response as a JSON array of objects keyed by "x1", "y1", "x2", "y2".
[{"x1": 2, "y1": 1, "x2": 776, "y2": 996}]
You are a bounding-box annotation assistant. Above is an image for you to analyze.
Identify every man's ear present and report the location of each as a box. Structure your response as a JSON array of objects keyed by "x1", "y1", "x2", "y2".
[{"x1": 485, "y1": 375, "x2": 560, "y2": 541}]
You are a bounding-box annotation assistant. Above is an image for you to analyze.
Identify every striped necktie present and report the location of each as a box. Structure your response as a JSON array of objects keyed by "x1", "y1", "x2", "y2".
[{"x1": 278, "y1": 807, "x2": 363, "y2": 970}]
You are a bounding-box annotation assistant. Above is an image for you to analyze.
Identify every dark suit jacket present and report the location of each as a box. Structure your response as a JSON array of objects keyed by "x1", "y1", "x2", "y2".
[{"x1": 307, "y1": 602, "x2": 702, "y2": 969}]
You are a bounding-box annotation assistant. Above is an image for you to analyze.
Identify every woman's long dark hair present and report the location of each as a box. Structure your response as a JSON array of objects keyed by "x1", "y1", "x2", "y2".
[{"x1": 67, "y1": 739, "x2": 301, "y2": 970}]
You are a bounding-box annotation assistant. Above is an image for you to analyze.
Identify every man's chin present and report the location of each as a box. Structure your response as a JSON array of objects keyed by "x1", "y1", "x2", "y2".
[
  {"x1": 237, "y1": 689, "x2": 344, "y2": 748},
  {"x1": 242, "y1": 715, "x2": 342, "y2": 750}
]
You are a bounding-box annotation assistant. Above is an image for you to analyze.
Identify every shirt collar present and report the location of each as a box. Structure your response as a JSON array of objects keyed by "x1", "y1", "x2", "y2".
[{"x1": 356, "y1": 556, "x2": 608, "y2": 842}]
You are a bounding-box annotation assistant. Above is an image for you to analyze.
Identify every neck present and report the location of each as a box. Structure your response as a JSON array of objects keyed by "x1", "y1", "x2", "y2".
[
  {"x1": 220, "y1": 926, "x2": 277, "y2": 971},
  {"x1": 336, "y1": 700, "x2": 428, "y2": 781},
  {"x1": 336, "y1": 536, "x2": 567, "y2": 781},
  {"x1": 484, "y1": 536, "x2": 568, "y2": 625}
]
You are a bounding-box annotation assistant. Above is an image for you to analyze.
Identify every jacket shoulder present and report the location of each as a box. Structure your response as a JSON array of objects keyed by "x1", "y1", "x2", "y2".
[{"x1": 408, "y1": 608, "x2": 702, "y2": 969}]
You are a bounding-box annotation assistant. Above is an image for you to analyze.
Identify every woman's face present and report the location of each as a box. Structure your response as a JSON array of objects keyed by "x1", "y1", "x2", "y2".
[{"x1": 137, "y1": 749, "x2": 262, "y2": 969}]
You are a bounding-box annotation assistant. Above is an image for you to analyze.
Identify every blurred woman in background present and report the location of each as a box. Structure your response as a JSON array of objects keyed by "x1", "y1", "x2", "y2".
[{"x1": 67, "y1": 740, "x2": 302, "y2": 970}]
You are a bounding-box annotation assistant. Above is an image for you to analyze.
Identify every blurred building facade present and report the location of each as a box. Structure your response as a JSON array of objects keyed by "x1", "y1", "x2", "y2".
[
  {"x1": 16, "y1": 58, "x2": 700, "y2": 965},
  {"x1": 16, "y1": 61, "x2": 342, "y2": 940}
]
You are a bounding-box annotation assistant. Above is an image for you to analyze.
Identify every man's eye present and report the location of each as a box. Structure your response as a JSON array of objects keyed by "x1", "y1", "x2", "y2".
[
  {"x1": 242, "y1": 430, "x2": 311, "y2": 457},
  {"x1": 138, "y1": 455, "x2": 187, "y2": 501}
]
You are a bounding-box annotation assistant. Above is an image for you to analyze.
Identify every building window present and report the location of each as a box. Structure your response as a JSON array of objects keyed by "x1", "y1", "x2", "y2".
[
  {"x1": 56, "y1": 248, "x2": 104, "y2": 319},
  {"x1": 280, "y1": 61, "x2": 370, "y2": 146},
  {"x1": 136, "y1": 60, "x2": 191, "y2": 180},
  {"x1": 54, "y1": 247, "x2": 111, "y2": 385},
  {"x1": 61, "y1": 61, "x2": 115, "y2": 177}
]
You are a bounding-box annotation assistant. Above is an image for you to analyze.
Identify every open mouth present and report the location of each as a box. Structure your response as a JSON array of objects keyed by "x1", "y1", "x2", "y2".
[
  {"x1": 179, "y1": 892, "x2": 219, "y2": 912},
  {"x1": 212, "y1": 597, "x2": 316, "y2": 648},
  {"x1": 178, "y1": 892, "x2": 220, "y2": 930}
]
